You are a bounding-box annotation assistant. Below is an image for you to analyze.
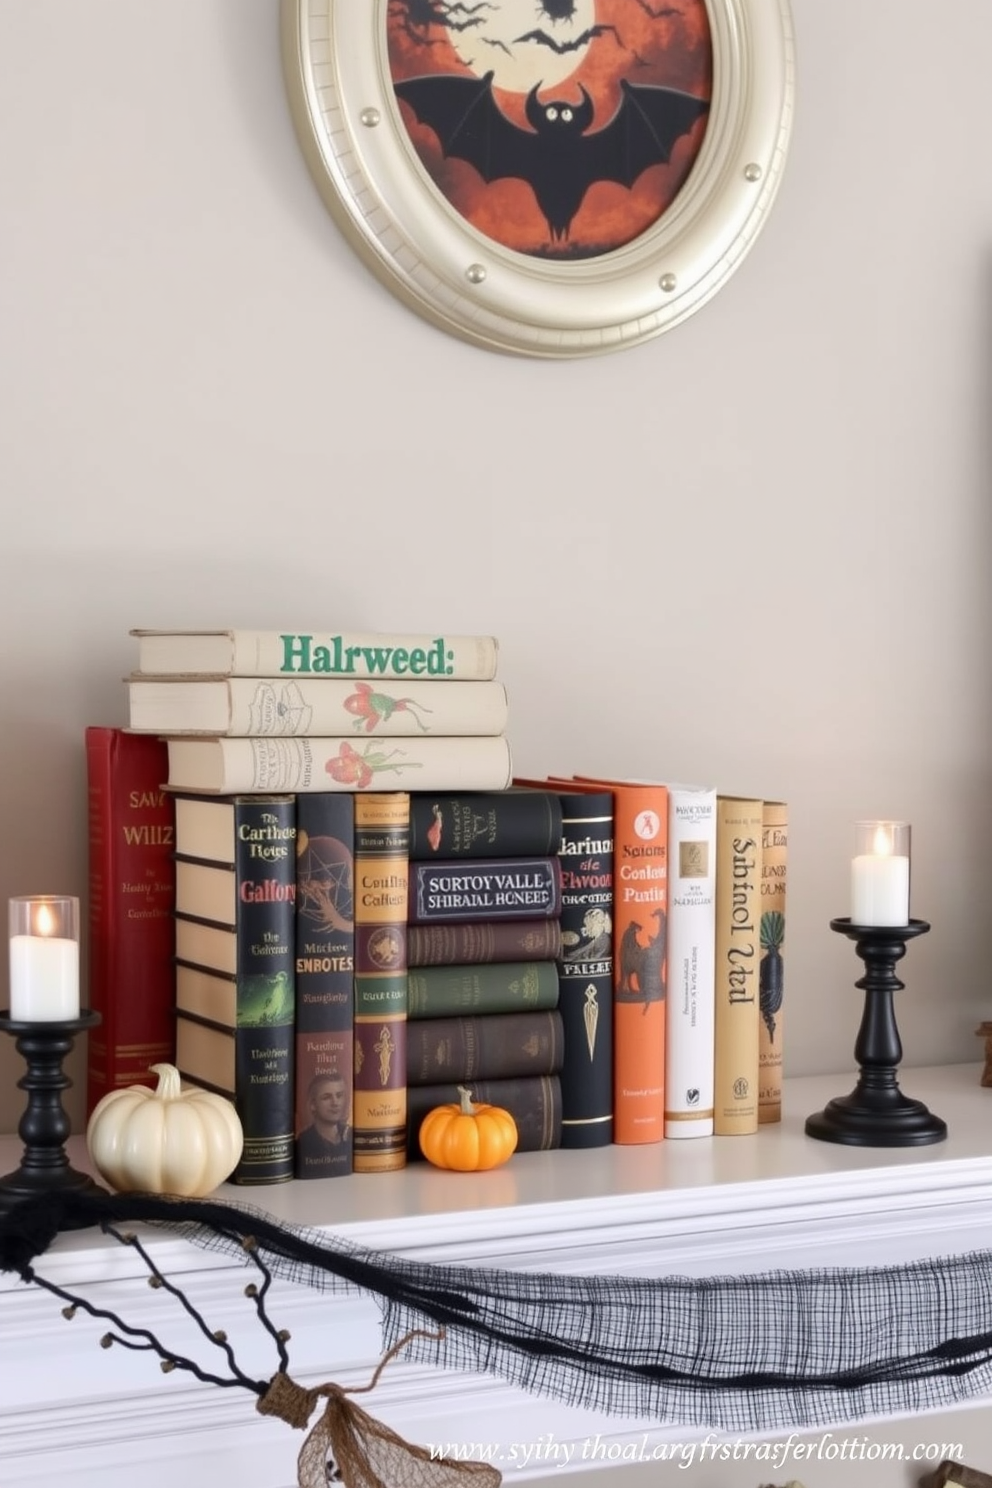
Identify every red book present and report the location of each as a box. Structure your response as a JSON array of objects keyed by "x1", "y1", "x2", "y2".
[{"x1": 85, "y1": 728, "x2": 176, "y2": 1115}]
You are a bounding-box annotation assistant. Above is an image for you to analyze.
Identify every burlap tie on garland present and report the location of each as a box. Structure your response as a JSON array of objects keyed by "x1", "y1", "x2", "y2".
[{"x1": 257, "y1": 1329, "x2": 502, "y2": 1488}]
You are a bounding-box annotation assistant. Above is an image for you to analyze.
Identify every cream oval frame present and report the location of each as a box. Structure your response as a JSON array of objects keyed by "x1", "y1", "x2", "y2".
[{"x1": 281, "y1": 0, "x2": 795, "y2": 358}]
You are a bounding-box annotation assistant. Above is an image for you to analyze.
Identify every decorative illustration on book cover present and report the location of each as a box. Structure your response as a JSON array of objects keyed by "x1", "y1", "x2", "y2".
[
  {"x1": 295, "y1": 817, "x2": 356, "y2": 1178},
  {"x1": 389, "y1": 0, "x2": 712, "y2": 259}
]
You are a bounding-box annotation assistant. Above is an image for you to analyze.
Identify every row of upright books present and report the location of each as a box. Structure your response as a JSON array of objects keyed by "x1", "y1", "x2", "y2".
[{"x1": 84, "y1": 626, "x2": 788, "y2": 1187}]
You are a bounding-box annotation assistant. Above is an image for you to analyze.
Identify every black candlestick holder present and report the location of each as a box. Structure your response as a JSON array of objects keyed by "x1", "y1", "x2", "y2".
[
  {"x1": 0, "y1": 1008, "x2": 108, "y2": 1217},
  {"x1": 805, "y1": 919, "x2": 946, "y2": 1147}
]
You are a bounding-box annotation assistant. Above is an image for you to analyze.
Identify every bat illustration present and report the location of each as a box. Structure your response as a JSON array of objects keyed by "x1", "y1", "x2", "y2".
[
  {"x1": 394, "y1": 70, "x2": 709, "y2": 243},
  {"x1": 512, "y1": 24, "x2": 619, "y2": 54}
]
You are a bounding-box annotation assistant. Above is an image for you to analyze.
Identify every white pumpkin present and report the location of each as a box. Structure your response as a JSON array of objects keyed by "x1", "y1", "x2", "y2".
[{"x1": 86, "y1": 1063, "x2": 243, "y2": 1197}]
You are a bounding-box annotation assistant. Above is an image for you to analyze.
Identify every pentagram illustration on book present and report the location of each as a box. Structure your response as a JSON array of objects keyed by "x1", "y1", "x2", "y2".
[{"x1": 297, "y1": 834, "x2": 354, "y2": 935}]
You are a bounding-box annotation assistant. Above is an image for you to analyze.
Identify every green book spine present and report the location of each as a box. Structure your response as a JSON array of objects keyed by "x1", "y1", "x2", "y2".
[
  {"x1": 407, "y1": 960, "x2": 560, "y2": 1018},
  {"x1": 294, "y1": 793, "x2": 355, "y2": 1179}
]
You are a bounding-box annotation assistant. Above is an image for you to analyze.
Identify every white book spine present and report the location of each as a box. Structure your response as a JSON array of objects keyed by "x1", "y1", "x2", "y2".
[
  {"x1": 132, "y1": 629, "x2": 499, "y2": 680},
  {"x1": 166, "y1": 734, "x2": 512, "y2": 794},
  {"x1": 128, "y1": 676, "x2": 509, "y2": 737},
  {"x1": 664, "y1": 786, "x2": 717, "y2": 1139}
]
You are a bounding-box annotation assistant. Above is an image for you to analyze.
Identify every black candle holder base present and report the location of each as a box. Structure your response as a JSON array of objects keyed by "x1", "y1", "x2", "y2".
[
  {"x1": 0, "y1": 1008, "x2": 109, "y2": 1219},
  {"x1": 805, "y1": 1088, "x2": 947, "y2": 1147},
  {"x1": 805, "y1": 919, "x2": 946, "y2": 1149}
]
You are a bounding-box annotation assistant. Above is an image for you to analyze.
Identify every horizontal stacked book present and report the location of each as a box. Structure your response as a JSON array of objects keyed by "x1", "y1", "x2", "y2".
[
  {"x1": 129, "y1": 628, "x2": 512, "y2": 795},
  {"x1": 405, "y1": 790, "x2": 567, "y2": 1158}
]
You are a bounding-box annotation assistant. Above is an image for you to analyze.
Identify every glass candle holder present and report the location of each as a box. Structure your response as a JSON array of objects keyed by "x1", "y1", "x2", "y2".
[
  {"x1": 851, "y1": 821, "x2": 910, "y2": 927},
  {"x1": 8, "y1": 895, "x2": 81, "y2": 1021}
]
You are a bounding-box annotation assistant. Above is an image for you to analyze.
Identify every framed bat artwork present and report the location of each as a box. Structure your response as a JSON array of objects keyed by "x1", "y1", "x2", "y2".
[{"x1": 281, "y1": 0, "x2": 795, "y2": 357}]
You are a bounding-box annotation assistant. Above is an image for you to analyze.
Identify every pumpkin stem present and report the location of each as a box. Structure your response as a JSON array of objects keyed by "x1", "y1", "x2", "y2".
[
  {"x1": 456, "y1": 1086, "x2": 477, "y2": 1116},
  {"x1": 149, "y1": 1063, "x2": 182, "y2": 1101}
]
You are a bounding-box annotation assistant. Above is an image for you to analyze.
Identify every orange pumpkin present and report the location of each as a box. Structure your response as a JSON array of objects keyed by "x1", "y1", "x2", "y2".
[{"x1": 419, "y1": 1086, "x2": 518, "y2": 1171}]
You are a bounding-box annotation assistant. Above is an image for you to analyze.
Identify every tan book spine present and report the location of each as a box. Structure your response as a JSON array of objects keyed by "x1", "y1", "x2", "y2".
[
  {"x1": 758, "y1": 801, "x2": 788, "y2": 1123},
  {"x1": 713, "y1": 798, "x2": 763, "y2": 1136},
  {"x1": 353, "y1": 792, "x2": 410, "y2": 1173}
]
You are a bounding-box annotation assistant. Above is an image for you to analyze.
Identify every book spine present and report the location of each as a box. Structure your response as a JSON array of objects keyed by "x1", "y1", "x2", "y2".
[
  {"x1": 84, "y1": 729, "x2": 176, "y2": 1116},
  {"x1": 758, "y1": 801, "x2": 788, "y2": 1124},
  {"x1": 406, "y1": 1010, "x2": 564, "y2": 1083},
  {"x1": 353, "y1": 792, "x2": 409, "y2": 1173},
  {"x1": 407, "y1": 961, "x2": 560, "y2": 1018},
  {"x1": 294, "y1": 793, "x2": 356, "y2": 1179},
  {"x1": 664, "y1": 788, "x2": 717, "y2": 1139},
  {"x1": 713, "y1": 798, "x2": 763, "y2": 1136},
  {"x1": 407, "y1": 918, "x2": 563, "y2": 966},
  {"x1": 165, "y1": 735, "x2": 512, "y2": 795},
  {"x1": 135, "y1": 629, "x2": 499, "y2": 679},
  {"x1": 408, "y1": 790, "x2": 563, "y2": 859},
  {"x1": 130, "y1": 678, "x2": 509, "y2": 738},
  {"x1": 233, "y1": 632, "x2": 499, "y2": 680},
  {"x1": 203, "y1": 797, "x2": 297, "y2": 1182},
  {"x1": 555, "y1": 790, "x2": 614, "y2": 1149},
  {"x1": 406, "y1": 1077, "x2": 562, "y2": 1158},
  {"x1": 407, "y1": 857, "x2": 561, "y2": 924},
  {"x1": 605, "y1": 784, "x2": 669, "y2": 1144}
]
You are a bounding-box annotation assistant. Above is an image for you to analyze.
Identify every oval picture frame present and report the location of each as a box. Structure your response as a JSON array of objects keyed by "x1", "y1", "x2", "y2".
[{"x1": 281, "y1": 0, "x2": 795, "y2": 358}]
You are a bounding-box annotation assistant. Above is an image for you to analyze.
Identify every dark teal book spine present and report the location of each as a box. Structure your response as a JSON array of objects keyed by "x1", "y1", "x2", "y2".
[
  {"x1": 407, "y1": 960, "x2": 559, "y2": 1018},
  {"x1": 408, "y1": 790, "x2": 563, "y2": 860},
  {"x1": 554, "y1": 790, "x2": 615, "y2": 1149},
  {"x1": 231, "y1": 796, "x2": 297, "y2": 1184},
  {"x1": 294, "y1": 793, "x2": 355, "y2": 1179}
]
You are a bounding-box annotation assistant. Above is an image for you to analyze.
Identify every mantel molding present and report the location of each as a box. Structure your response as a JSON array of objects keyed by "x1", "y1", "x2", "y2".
[{"x1": 2, "y1": 1064, "x2": 990, "y2": 1487}]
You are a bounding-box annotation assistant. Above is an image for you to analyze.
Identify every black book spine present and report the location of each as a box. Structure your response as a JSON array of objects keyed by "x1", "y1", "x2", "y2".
[
  {"x1": 294, "y1": 793, "x2": 355, "y2": 1179},
  {"x1": 231, "y1": 797, "x2": 297, "y2": 1183},
  {"x1": 555, "y1": 790, "x2": 615, "y2": 1148},
  {"x1": 408, "y1": 790, "x2": 563, "y2": 859},
  {"x1": 406, "y1": 1077, "x2": 562, "y2": 1157},
  {"x1": 407, "y1": 918, "x2": 563, "y2": 967},
  {"x1": 406, "y1": 1010, "x2": 564, "y2": 1083}
]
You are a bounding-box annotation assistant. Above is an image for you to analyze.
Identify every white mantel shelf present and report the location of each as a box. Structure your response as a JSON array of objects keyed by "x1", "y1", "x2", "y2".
[{"x1": 2, "y1": 1063, "x2": 991, "y2": 1487}]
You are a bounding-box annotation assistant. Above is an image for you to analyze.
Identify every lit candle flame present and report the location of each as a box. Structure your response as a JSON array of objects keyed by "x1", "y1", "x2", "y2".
[
  {"x1": 872, "y1": 825, "x2": 894, "y2": 857},
  {"x1": 33, "y1": 902, "x2": 56, "y2": 937}
]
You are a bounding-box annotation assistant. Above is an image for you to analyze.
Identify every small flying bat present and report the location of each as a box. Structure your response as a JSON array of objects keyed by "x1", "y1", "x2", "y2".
[{"x1": 394, "y1": 69, "x2": 709, "y2": 243}]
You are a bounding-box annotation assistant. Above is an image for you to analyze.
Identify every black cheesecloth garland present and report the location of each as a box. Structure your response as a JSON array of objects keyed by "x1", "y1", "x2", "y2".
[{"x1": 3, "y1": 1187, "x2": 992, "y2": 1445}]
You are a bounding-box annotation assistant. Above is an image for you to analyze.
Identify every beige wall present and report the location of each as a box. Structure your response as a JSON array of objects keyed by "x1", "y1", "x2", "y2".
[{"x1": 1, "y1": 0, "x2": 990, "y2": 1133}]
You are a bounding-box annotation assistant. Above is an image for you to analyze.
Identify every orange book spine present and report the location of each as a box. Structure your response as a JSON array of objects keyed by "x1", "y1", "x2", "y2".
[{"x1": 563, "y1": 776, "x2": 669, "y2": 1144}]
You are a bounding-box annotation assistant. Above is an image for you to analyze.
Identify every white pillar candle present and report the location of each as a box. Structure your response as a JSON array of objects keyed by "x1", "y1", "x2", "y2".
[
  {"x1": 851, "y1": 822, "x2": 910, "y2": 927},
  {"x1": 8, "y1": 897, "x2": 80, "y2": 1021}
]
